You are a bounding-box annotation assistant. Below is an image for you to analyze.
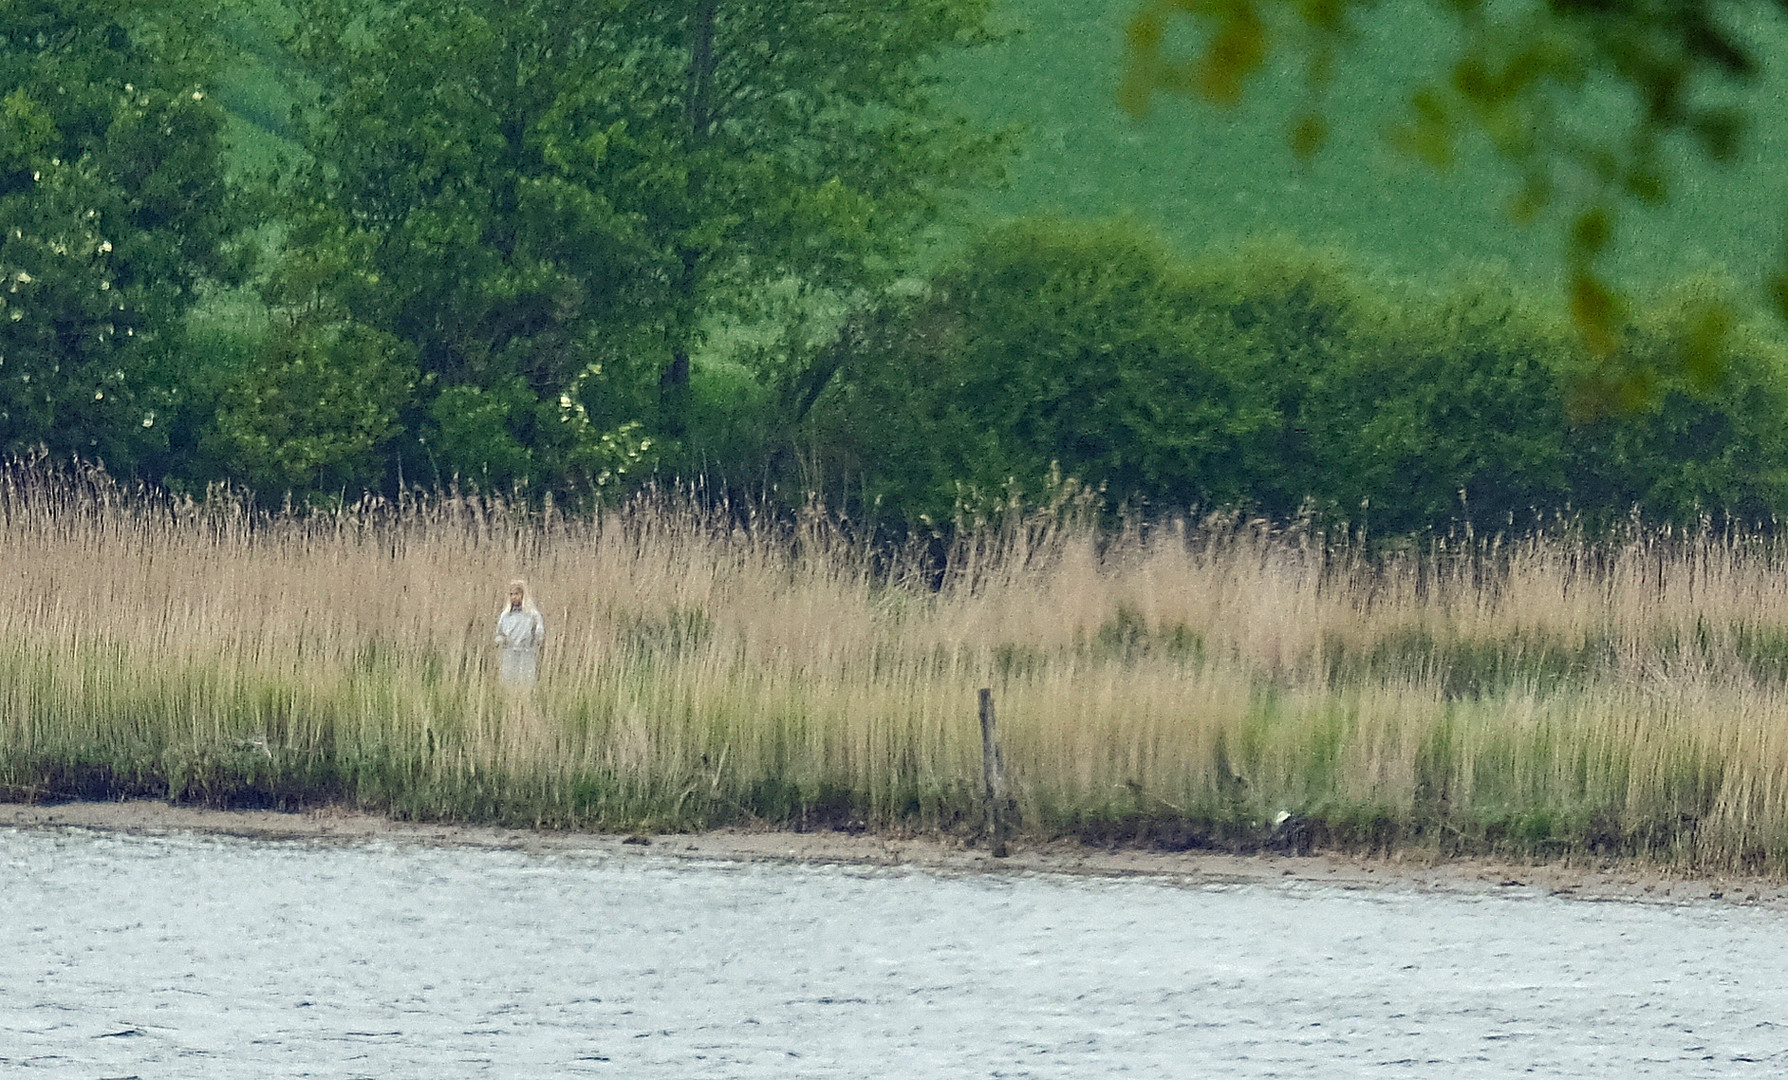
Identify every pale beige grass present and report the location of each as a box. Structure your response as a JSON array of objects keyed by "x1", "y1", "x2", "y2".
[{"x1": 4, "y1": 472, "x2": 1788, "y2": 867}]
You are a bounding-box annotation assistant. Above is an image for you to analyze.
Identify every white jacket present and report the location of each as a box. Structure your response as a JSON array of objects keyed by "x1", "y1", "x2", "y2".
[{"x1": 494, "y1": 605, "x2": 545, "y2": 653}]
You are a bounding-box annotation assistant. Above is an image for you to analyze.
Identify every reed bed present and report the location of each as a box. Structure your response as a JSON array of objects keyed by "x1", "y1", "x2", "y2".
[{"x1": 7, "y1": 467, "x2": 1788, "y2": 872}]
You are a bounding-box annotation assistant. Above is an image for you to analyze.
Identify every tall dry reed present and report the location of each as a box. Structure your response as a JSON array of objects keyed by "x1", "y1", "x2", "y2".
[{"x1": 5, "y1": 465, "x2": 1788, "y2": 871}]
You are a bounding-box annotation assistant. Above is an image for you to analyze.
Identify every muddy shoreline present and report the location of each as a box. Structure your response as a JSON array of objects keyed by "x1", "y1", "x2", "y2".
[{"x1": 5, "y1": 798, "x2": 1785, "y2": 908}]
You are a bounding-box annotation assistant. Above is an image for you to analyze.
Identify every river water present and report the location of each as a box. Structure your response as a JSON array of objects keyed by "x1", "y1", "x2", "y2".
[{"x1": 3, "y1": 827, "x2": 1785, "y2": 1078}]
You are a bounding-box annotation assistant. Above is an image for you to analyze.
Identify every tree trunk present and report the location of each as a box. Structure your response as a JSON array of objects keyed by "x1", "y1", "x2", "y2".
[{"x1": 660, "y1": 0, "x2": 719, "y2": 438}]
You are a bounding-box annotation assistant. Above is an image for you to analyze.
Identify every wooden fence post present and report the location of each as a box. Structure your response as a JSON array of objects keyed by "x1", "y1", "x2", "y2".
[{"x1": 978, "y1": 687, "x2": 1009, "y2": 858}]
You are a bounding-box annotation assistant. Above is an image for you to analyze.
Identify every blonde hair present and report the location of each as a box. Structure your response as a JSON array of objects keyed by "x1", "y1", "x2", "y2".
[{"x1": 503, "y1": 578, "x2": 538, "y2": 612}]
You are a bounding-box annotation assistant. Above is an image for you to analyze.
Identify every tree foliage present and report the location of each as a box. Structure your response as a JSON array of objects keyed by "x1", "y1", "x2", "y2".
[
  {"x1": 814, "y1": 218, "x2": 1788, "y2": 532},
  {"x1": 279, "y1": 0, "x2": 1005, "y2": 491},
  {"x1": 0, "y1": 0, "x2": 241, "y2": 469},
  {"x1": 815, "y1": 220, "x2": 1277, "y2": 521},
  {"x1": 207, "y1": 319, "x2": 415, "y2": 498},
  {"x1": 278, "y1": 0, "x2": 665, "y2": 492}
]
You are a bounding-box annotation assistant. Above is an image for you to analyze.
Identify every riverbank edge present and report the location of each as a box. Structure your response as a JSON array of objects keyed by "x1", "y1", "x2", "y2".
[{"x1": 6, "y1": 798, "x2": 1787, "y2": 908}]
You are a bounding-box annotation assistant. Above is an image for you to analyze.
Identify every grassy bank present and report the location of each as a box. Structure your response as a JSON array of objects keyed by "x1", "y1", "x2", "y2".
[{"x1": 6, "y1": 469, "x2": 1788, "y2": 873}]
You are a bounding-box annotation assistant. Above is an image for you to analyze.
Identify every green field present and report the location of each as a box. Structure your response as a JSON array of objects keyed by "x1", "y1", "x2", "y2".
[{"x1": 933, "y1": 0, "x2": 1788, "y2": 296}]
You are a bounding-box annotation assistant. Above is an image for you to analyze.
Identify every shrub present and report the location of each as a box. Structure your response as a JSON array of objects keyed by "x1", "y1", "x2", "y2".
[{"x1": 815, "y1": 219, "x2": 1788, "y2": 534}]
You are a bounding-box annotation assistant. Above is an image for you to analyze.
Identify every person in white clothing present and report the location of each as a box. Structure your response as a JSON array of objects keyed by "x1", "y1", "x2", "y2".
[{"x1": 494, "y1": 578, "x2": 546, "y2": 685}]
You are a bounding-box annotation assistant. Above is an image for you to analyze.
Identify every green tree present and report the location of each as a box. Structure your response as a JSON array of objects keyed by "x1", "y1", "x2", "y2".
[
  {"x1": 0, "y1": 0, "x2": 241, "y2": 471},
  {"x1": 206, "y1": 320, "x2": 416, "y2": 500},
  {"x1": 814, "y1": 219, "x2": 1282, "y2": 523},
  {"x1": 282, "y1": 0, "x2": 1004, "y2": 493},
  {"x1": 1120, "y1": 0, "x2": 1786, "y2": 377},
  {"x1": 1565, "y1": 282, "x2": 1788, "y2": 524},
  {"x1": 818, "y1": 218, "x2": 1788, "y2": 531},
  {"x1": 1292, "y1": 284, "x2": 1576, "y2": 533},
  {"x1": 611, "y1": 0, "x2": 1008, "y2": 422},
  {"x1": 282, "y1": 0, "x2": 665, "y2": 492}
]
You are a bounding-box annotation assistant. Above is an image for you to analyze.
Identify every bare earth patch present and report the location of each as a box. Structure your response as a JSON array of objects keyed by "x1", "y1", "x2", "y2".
[{"x1": 5, "y1": 799, "x2": 1786, "y2": 908}]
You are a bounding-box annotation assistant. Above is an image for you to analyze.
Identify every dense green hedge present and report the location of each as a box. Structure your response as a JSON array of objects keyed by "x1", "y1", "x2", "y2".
[{"x1": 804, "y1": 219, "x2": 1788, "y2": 533}]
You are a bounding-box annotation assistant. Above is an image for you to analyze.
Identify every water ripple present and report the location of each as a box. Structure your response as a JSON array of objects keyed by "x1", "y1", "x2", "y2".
[{"x1": 3, "y1": 827, "x2": 1787, "y2": 1076}]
